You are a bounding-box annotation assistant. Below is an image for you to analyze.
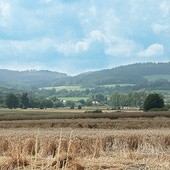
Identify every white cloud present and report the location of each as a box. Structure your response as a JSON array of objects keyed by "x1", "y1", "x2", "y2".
[
  {"x1": 138, "y1": 44, "x2": 164, "y2": 57},
  {"x1": 89, "y1": 6, "x2": 97, "y2": 17},
  {"x1": 152, "y1": 23, "x2": 169, "y2": 33},
  {"x1": 40, "y1": 0, "x2": 53, "y2": 4},
  {"x1": 56, "y1": 39, "x2": 90, "y2": 55},
  {"x1": 105, "y1": 39, "x2": 139, "y2": 57},
  {"x1": 90, "y1": 30, "x2": 105, "y2": 41},
  {"x1": 160, "y1": 1, "x2": 170, "y2": 17},
  {"x1": 0, "y1": 38, "x2": 54, "y2": 57},
  {"x1": 56, "y1": 29, "x2": 141, "y2": 58},
  {"x1": 56, "y1": 30, "x2": 105, "y2": 55},
  {"x1": 0, "y1": 1, "x2": 11, "y2": 26},
  {"x1": 0, "y1": 61, "x2": 44, "y2": 71}
]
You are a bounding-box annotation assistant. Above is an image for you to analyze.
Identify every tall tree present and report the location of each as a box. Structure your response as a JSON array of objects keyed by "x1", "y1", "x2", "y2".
[
  {"x1": 5, "y1": 93, "x2": 19, "y2": 109},
  {"x1": 21, "y1": 93, "x2": 29, "y2": 109},
  {"x1": 143, "y1": 93, "x2": 164, "y2": 111}
]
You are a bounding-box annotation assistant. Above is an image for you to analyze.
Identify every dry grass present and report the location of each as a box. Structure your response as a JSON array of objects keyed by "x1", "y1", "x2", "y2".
[
  {"x1": 0, "y1": 117, "x2": 169, "y2": 129},
  {"x1": 0, "y1": 109, "x2": 169, "y2": 169},
  {"x1": 0, "y1": 109, "x2": 170, "y2": 121},
  {"x1": 0, "y1": 128, "x2": 169, "y2": 169}
]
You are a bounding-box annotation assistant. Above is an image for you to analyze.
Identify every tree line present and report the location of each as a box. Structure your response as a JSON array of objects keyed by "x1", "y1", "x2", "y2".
[
  {"x1": 0, "y1": 91, "x2": 146, "y2": 109},
  {"x1": 0, "y1": 90, "x2": 168, "y2": 112}
]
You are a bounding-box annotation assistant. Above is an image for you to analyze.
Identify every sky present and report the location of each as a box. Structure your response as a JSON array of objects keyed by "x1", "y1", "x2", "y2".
[{"x1": 0, "y1": 0, "x2": 170, "y2": 75}]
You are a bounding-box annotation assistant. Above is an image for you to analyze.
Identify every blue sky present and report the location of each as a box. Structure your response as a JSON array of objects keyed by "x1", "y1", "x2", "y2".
[{"x1": 0, "y1": 0, "x2": 170, "y2": 75}]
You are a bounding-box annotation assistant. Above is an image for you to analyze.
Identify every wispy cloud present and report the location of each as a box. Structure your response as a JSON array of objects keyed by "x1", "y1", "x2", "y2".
[
  {"x1": 0, "y1": 0, "x2": 169, "y2": 74},
  {"x1": 138, "y1": 44, "x2": 164, "y2": 57},
  {"x1": 0, "y1": 1, "x2": 11, "y2": 27},
  {"x1": 152, "y1": 23, "x2": 169, "y2": 34},
  {"x1": 160, "y1": 1, "x2": 170, "y2": 17}
]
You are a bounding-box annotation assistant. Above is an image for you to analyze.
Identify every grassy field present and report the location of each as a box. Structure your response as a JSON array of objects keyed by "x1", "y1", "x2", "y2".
[
  {"x1": 0, "y1": 109, "x2": 169, "y2": 169},
  {"x1": 103, "y1": 84, "x2": 135, "y2": 88},
  {"x1": 144, "y1": 74, "x2": 170, "y2": 82},
  {"x1": 41, "y1": 86, "x2": 85, "y2": 91},
  {"x1": 41, "y1": 84, "x2": 136, "y2": 91},
  {"x1": 58, "y1": 97, "x2": 88, "y2": 101}
]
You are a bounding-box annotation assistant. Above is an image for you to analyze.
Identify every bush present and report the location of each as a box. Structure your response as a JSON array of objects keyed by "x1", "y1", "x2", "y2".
[
  {"x1": 70, "y1": 105, "x2": 74, "y2": 109},
  {"x1": 143, "y1": 93, "x2": 164, "y2": 112},
  {"x1": 78, "y1": 105, "x2": 82, "y2": 109},
  {"x1": 93, "y1": 109, "x2": 102, "y2": 113},
  {"x1": 5, "y1": 93, "x2": 19, "y2": 109},
  {"x1": 149, "y1": 107, "x2": 169, "y2": 111},
  {"x1": 84, "y1": 109, "x2": 102, "y2": 113}
]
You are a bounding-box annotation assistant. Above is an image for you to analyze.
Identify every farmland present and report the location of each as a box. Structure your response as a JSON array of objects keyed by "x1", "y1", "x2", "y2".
[
  {"x1": 0, "y1": 109, "x2": 169, "y2": 169},
  {"x1": 41, "y1": 86, "x2": 85, "y2": 91},
  {"x1": 58, "y1": 97, "x2": 88, "y2": 102},
  {"x1": 144, "y1": 75, "x2": 170, "y2": 82}
]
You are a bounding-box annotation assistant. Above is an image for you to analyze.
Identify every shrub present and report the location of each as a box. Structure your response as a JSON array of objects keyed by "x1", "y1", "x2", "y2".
[
  {"x1": 143, "y1": 93, "x2": 164, "y2": 112},
  {"x1": 78, "y1": 105, "x2": 82, "y2": 109},
  {"x1": 70, "y1": 105, "x2": 74, "y2": 109},
  {"x1": 84, "y1": 109, "x2": 102, "y2": 113}
]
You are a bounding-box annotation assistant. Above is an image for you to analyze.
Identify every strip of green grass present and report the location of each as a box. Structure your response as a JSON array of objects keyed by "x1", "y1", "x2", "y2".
[
  {"x1": 42, "y1": 85, "x2": 85, "y2": 91},
  {"x1": 103, "y1": 84, "x2": 135, "y2": 88},
  {"x1": 144, "y1": 75, "x2": 170, "y2": 82},
  {"x1": 59, "y1": 97, "x2": 88, "y2": 101}
]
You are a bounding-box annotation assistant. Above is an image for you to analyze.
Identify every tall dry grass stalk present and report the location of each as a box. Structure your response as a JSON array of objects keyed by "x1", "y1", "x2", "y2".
[{"x1": 0, "y1": 128, "x2": 169, "y2": 169}]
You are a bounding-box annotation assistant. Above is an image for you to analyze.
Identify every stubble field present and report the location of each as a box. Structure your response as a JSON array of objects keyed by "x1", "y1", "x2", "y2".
[{"x1": 0, "y1": 109, "x2": 169, "y2": 170}]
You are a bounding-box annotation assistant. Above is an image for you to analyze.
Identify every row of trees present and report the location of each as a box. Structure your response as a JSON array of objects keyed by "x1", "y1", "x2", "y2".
[
  {"x1": 109, "y1": 92, "x2": 148, "y2": 109},
  {"x1": 3, "y1": 92, "x2": 108, "y2": 109},
  {"x1": 5, "y1": 93, "x2": 29, "y2": 109},
  {"x1": 2, "y1": 91, "x2": 167, "y2": 111},
  {"x1": 4, "y1": 93, "x2": 55, "y2": 109}
]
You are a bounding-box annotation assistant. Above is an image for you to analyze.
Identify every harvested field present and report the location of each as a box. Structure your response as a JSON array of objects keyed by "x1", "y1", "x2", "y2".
[
  {"x1": 0, "y1": 117, "x2": 169, "y2": 129},
  {"x1": 0, "y1": 109, "x2": 170, "y2": 169},
  {"x1": 0, "y1": 128, "x2": 169, "y2": 169},
  {"x1": 0, "y1": 109, "x2": 170, "y2": 121}
]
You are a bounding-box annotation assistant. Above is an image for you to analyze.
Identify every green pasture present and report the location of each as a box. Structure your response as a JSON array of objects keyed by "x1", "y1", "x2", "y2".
[
  {"x1": 103, "y1": 84, "x2": 135, "y2": 88},
  {"x1": 42, "y1": 86, "x2": 85, "y2": 91},
  {"x1": 59, "y1": 97, "x2": 88, "y2": 101},
  {"x1": 144, "y1": 75, "x2": 170, "y2": 82}
]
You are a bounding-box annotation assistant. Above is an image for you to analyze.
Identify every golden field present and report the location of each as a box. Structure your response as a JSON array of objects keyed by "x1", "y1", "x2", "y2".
[{"x1": 0, "y1": 109, "x2": 169, "y2": 170}]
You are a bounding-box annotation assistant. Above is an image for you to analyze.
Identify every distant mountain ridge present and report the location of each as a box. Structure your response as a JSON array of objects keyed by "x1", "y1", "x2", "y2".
[
  {"x1": 52, "y1": 62, "x2": 170, "y2": 87},
  {"x1": 0, "y1": 69, "x2": 67, "y2": 89},
  {"x1": 0, "y1": 62, "x2": 170, "y2": 89}
]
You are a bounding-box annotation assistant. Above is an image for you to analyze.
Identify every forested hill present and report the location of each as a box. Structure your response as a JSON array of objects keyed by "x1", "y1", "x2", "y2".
[
  {"x1": 0, "y1": 70, "x2": 67, "y2": 89},
  {"x1": 53, "y1": 62, "x2": 170, "y2": 87},
  {"x1": 0, "y1": 62, "x2": 170, "y2": 89}
]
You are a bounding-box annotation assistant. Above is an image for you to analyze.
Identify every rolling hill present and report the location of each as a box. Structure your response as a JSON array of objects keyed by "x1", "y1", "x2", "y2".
[
  {"x1": 0, "y1": 62, "x2": 170, "y2": 89},
  {"x1": 52, "y1": 62, "x2": 170, "y2": 87},
  {"x1": 0, "y1": 69, "x2": 67, "y2": 89}
]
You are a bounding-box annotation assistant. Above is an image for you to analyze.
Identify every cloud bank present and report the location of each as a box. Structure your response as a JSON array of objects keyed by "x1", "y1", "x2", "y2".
[{"x1": 0, "y1": 0, "x2": 169, "y2": 74}]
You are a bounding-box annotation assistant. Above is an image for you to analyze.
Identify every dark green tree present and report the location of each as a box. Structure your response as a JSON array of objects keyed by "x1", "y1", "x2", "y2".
[
  {"x1": 5, "y1": 93, "x2": 19, "y2": 109},
  {"x1": 78, "y1": 105, "x2": 82, "y2": 109},
  {"x1": 95, "y1": 94, "x2": 107, "y2": 103},
  {"x1": 21, "y1": 93, "x2": 29, "y2": 109},
  {"x1": 54, "y1": 99, "x2": 64, "y2": 108},
  {"x1": 143, "y1": 93, "x2": 164, "y2": 111},
  {"x1": 109, "y1": 93, "x2": 121, "y2": 109},
  {"x1": 42, "y1": 99, "x2": 53, "y2": 108}
]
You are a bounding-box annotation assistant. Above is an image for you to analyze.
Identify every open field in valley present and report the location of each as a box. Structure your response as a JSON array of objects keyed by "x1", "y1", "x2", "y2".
[
  {"x1": 58, "y1": 97, "x2": 88, "y2": 102},
  {"x1": 144, "y1": 75, "x2": 170, "y2": 82},
  {"x1": 41, "y1": 86, "x2": 85, "y2": 91},
  {"x1": 0, "y1": 109, "x2": 169, "y2": 169}
]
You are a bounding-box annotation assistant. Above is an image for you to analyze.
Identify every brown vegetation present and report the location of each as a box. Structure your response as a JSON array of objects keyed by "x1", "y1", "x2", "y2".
[
  {"x1": 0, "y1": 109, "x2": 170, "y2": 121},
  {"x1": 0, "y1": 109, "x2": 169, "y2": 169},
  {"x1": 0, "y1": 128, "x2": 169, "y2": 169},
  {"x1": 0, "y1": 117, "x2": 169, "y2": 129}
]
